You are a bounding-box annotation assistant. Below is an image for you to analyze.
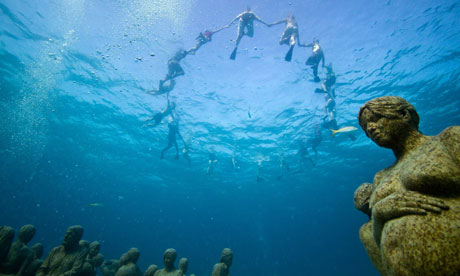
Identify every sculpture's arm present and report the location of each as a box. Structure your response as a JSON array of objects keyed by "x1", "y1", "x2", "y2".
[
  {"x1": 63, "y1": 248, "x2": 88, "y2": 276},
  {"x1": 371, "y1": 191, "x2": 449, "y2": 246}
]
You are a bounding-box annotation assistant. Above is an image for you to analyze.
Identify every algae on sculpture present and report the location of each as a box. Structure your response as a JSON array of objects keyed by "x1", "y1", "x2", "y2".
[{"x1": 355, "y1": 96, "x2": 460, "y2": 275}]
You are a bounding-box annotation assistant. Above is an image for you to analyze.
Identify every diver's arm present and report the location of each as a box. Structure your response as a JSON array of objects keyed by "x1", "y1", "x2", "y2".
[
  {"x1": 224, "y1": 15, "x2": 240, "y2": 28},
  {"x1": 297, "y1": 32, "x2": 307, "y2": 47},
  {"x1": 254, "y1": 14, "x2": 269, "y2": 26},
  {"x1": 268, "y1": 19, "x2": 286, "y2": 27}
]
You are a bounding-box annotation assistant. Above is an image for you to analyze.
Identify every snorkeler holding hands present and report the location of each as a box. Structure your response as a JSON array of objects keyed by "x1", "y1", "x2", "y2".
[
  {"x1": 225, "y1": 7, "x2": 270, "y2": 60},
  {"x1": 160, "y1": 116, "x2": 186, "y2": 160},
  {"x1": 188, "y1": 25, "x2": 229, "y2": 55},
  {"x1": 305, "y1": 39, "x2": 325, "y2": 82},
  {"x1": 269, "y1": 15, "x2": 306, "y2": 61},
  {"x1": 143, "y1": 97, "x2": 176, "y2": 128}
]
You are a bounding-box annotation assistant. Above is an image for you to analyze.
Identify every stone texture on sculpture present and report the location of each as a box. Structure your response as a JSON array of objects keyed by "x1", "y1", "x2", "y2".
[
  {"x1": 115, "y1": 248, "x2": 142, "y2": 276},
  {"x1": 144, "y1": 264, "x2": 158, "y2": 276},
  {"x1": 153, "y1": 248, "x2": 183, "y2": 276},
  {"x1": 211, "y1": 248, "x2": 233, "y2": 276},
  {"x1": 101, "y1": 259, "x2": 120, "y2": 276},
  {"x1": 355, "y1": 96, "x2": 460, "y2": 276},
  {"x1": 0, "y1": 226, "x2": 15, "y2": 267},
  {"x1": 178, "y1": 258, "x2": 188, "y2": 276},
  {"x1": 16, "y1": 243, "x2": 44, "y2": 276},
  {"x1": 2, "y1": 224, "x2": 36, "y2": 274},
  {"x1": 36, "y1": 225, "x2": 88, "y2": 276}
]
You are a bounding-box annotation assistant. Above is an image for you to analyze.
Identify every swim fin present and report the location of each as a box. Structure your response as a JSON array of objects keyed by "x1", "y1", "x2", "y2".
[
  {"x1": 230, "y1": 47, "x2": 237, "y2": 60},
  {"x1": 284, "y1": 46, "x2": 294, "y2": 62},
  {"x1": 315, "y1": 88, "x2": 325, "y2": 93}
]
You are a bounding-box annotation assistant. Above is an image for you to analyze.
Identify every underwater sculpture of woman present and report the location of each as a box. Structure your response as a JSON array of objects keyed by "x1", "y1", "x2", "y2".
[{"x1": 354, "y1": 96, "x2": 460, "y2": 276}]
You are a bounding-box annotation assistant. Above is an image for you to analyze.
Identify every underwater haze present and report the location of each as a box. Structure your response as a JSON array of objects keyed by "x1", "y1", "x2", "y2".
[{"x1": 1, "y1": 0, "x2": 460, "y2": 275}]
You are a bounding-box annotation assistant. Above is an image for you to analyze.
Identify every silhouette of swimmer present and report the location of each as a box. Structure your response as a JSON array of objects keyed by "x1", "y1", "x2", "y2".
[
  {"x1": 269, "y1": 15, "x2": 306, "y2": 61},
  {"x1": 305, "y1": 39, "x2": 325, "y2": 82},
  {"x1": 307, "y1": 124, "x2": 323, "y2": 157},
  {"x1": 207, "y1": 152, "x2": 218, "y2": 175},
  {"x1": 148, "y1": 79, "x2": 176, "y2": 96},
  {"x1": 225, "y1": 7, "x2": 270, "y2": 60},
  {"x1": 315, "y1": 63, "x2": 336, "y2": 98},
  {"x1": 160, "y1": 117, "x2": 185, "y2": 160},
  {"x1": 162, "y1": 49, "x2": 187, "y2": 84},
  {"x1": 143, "y1": 99, "x2": 176, "y2": 128},
  {"x1": 187, "y1": 26, "x2": 228, "y2": 55}
]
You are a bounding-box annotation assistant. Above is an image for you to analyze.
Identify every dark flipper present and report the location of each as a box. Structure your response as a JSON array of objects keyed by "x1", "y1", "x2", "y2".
[
  {"x1": 315, "y1": 88, "x2": 325, "y2": 93},
  {"x1": 230, "y1": 47, "x2": 237, "y2": 60},
  {"x1": 284, "y1": 46, "x2": 294, "y2": 62}
]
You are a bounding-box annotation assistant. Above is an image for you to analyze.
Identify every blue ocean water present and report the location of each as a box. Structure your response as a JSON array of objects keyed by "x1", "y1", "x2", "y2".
[{"x1": 1, "y1": 0, "x2": 459, "y2": 275}]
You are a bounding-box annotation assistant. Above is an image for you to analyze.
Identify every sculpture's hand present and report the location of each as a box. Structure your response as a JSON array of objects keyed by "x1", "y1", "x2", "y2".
[{"x1": 372, "y1": 191, "x2": 449, "y2": 245}]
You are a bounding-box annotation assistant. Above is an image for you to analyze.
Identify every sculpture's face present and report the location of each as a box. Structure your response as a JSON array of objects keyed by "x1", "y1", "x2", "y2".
[
  {"x1": 359, "y1": 108, "x2": 408, "y2": 148},
  {"x1": 62, "y1": 229, "x2": 79, "y2": 248},
  {"x1": 164, "y1": 253, "x2": 176, "y2": 268}
]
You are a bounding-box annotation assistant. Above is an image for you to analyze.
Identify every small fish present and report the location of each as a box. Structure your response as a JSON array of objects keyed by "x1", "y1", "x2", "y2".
[
  {"x1": 88, "y1": 203, "x2": 104, "y2": 207},
  {"x1": 330, "y1": 126, "x2": 358, "y2": 137}
]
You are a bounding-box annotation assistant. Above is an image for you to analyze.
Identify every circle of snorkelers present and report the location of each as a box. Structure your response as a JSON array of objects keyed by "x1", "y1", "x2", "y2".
[
  {"x1": 0, "y1": 224, "x2": 234, "y2": 276},
  {"x1": 143, "y1": 7, "x2": 358, "y2": 179}
]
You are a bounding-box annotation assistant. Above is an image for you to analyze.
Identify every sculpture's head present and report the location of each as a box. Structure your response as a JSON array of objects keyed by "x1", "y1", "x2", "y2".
[
  {"x1": 62, "y1": 225, "x2": 83, "y2": 249},
  {"x1": 89, "y1": 241, "x2": 101, "y2": 257},
  {"x1": 163, "y1": 248, "x2": 177, "y2": 269},
  {"x1": 17, "y1": 224, "x2": 36, "y2": 244},
  {"x1": 93, "y1": 253, "x2": 105, "y2": 267},
  {"x1": 178, "y1": 258, "x2": 188, "y2": 274},
  {"x1": 220, "y1": 248, "x2": 233, "y2": 267},
  {"x1": 358, "y1": 96, "x2": 419, "y2": 148},
  {"x1": 127, "y1": 248, "x2": 140, "y2": 264},
  {"x1": 145, "y1": 265, "x2": 158, "y2": 276}
]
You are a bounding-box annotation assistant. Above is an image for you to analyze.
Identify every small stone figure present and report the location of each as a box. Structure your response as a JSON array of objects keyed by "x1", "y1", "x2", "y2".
[
  {"x1": 115, "y1": 248, "x2": 142, "y2": 276},
  {"x1": 178, "y1": 258, "x2": 188, "y2": 275},
  {"x1": 153, "y1": 248, "x2": 183, "y2": 276},
  {"x1": 355, "y1": 96, "x2": 460, "y2": 275},
  {"x1": 0, "y1": 226, "x2": 15, "y2": 266},
  {"x1": 2, "y1": 224, "x2": 36, "y2": 274},
  {"x1": 80, "y1": 241, "x2": 103, "y2": 276},
  {"x1": 101, "y1": 259, "x2": 120, "y2": 276},
  {"x1": 36, "y1": 225, "x2": 88, "y2": 276},
  {"x1": 144, "y1": 264, "x2": 158, "y2": 276},
  {"x1": 211, "y1": 248, "x2": 233, "y2": 276}
]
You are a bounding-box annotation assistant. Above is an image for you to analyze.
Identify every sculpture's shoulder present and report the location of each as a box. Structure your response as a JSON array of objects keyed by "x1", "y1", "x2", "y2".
[{"x1": 439, "y1": 126, "x2": 460, "y2": 150}]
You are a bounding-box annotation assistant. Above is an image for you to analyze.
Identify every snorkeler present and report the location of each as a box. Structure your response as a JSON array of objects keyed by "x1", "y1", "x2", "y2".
[
  {"x1": 160, "y1": 116, "x2": 185, "y2": 160},
  {"x1": 147, "y1": 79, "x2": 176, "y2": 96},
  {"x1": 143, "y1": 98, "x2": 176, "y2": 128},
  {"x1": 305, "y1": 39, "x2": 325, "y2": 82},
  {"x1": 296, "y1": 139, "x2": 315, "y2": 169},
  {"x1": 307, "y1": 124, "x2": 322, "y2": 157},
  {"x1": 269, "y1": 15, "x2": 306, "y2": 61},
  {"x1": 207, "y1": 152, "x2": 218, "y2": 174},
  {"x1": 276, "y1": 152, "x2": 291, "y2": 180},
  {"x1": 315, "y1": 63, "x2": 336, "y2": 99},
  {"x1": 225, "y1": 7, "x2": 270, "y2": 60},
  {"x1": 162, "y1": 49, "x2": 188, "y2": 83},
  {"x1": 187, "y1": 26, "x2": 229, "y2": 55}
]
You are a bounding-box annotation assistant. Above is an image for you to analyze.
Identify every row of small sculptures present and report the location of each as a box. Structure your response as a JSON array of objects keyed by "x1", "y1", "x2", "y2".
[{"x1": 0, "y1": 224, "x2": 233, "y2": 276}]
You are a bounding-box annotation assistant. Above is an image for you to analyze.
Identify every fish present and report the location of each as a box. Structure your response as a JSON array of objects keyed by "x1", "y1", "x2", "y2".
[
  {"x1": 330, "y1": 126, "x2": 358, "y2": 137},
  {"x1": 88, "y1": 203, "x2": 104, "y2": 207}
]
